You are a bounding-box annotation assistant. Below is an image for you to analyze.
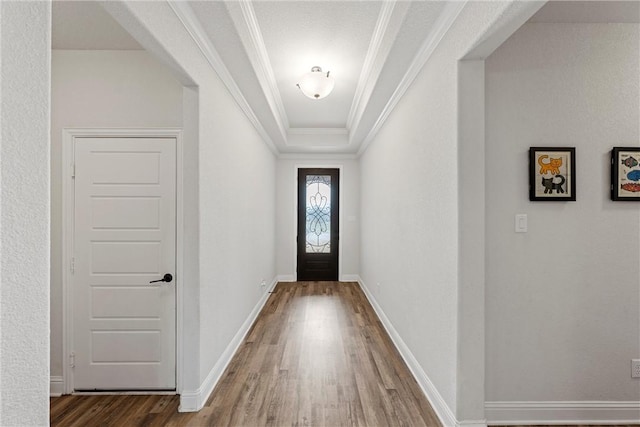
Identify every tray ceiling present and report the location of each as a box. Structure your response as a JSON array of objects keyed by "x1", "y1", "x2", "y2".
[{"x1": 52, "y1": 1, "x2": 637, "y2": 154}]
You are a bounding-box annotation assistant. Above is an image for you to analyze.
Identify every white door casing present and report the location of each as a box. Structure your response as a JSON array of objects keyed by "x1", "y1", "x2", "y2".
[{"x1": 69, "y1": 135, "x2": 177, "y2": 391}]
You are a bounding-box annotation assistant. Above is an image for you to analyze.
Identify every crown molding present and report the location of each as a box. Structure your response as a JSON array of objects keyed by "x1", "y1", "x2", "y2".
[
  {"x1": 233, "y1": 0, "x2": 290, "y2": 138},
  {"x1": 357, "y1": 0, "x2": 467, "y2": 156},
  {"x1": 346, "y1": 1, "x2": 399, "y2": 131},
  {"x1": 167, "y1": 1, "x2": 279, "y2": 154},
  {"x1": 278, "y1": 153, "x2": 358, "y2": 160},
  {"x1": 288, "y1": 128, "x2": 348, "y2": 136}
]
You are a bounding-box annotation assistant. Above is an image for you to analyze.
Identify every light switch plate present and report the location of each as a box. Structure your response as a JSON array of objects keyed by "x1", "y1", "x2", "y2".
[
  {"x1": 515, "y1": 214, "x2": 527, "y2": 233},
  {"x1": 632, "y1": 359, "x2": 640, "y2": 378}
]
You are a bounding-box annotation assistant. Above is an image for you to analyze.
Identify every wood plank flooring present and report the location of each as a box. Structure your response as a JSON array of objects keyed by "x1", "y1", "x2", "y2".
[{"x1": 50, "y1": 281, "x2": 442, "y2": 426}]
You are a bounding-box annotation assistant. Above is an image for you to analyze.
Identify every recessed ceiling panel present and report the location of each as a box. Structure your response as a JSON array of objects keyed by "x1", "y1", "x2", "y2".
[{"x1": 253, "y1": 1, "x2": 383, "y2": 129}]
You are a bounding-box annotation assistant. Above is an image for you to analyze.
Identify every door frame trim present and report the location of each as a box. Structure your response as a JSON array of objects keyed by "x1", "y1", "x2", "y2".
[
  {"x1": 293, "y1": 164, "x2": 344, "y2": 281},
  {"x1": 61, "y1": 128, "x2": 184, "y2": 394}
]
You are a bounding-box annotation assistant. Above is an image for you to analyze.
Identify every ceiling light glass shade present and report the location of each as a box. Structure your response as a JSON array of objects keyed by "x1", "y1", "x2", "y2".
[{"x1": 297, "y1": 66, "x2": 335, "y2": 99}]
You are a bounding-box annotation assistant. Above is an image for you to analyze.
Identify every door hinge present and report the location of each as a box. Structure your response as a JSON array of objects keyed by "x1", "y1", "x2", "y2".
[
  {"x1": 69, "y1": 352, "x2": 75, "y2": 368},
  {"x1": 70, "y1": 257, "x2": 75, "y2": 274},
  {"x1": 71, "y1": 163, "x2": 76, "y2": 179}
]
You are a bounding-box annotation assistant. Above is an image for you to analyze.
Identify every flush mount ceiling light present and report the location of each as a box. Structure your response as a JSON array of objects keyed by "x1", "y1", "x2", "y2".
[{"x1": 296, "y1": 66, "x2": 335, "y2": 99}]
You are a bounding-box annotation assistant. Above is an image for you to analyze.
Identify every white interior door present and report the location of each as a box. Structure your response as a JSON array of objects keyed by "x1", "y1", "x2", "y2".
[{"x1": 72, "y1": 137, "x2": 176, "y2": 390}]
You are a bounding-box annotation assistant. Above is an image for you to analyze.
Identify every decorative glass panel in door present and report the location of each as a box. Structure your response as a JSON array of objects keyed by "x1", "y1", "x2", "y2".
[
  {"x1": 297, "y1": 169, "x2": 339, "y2": 281},
  {"x1": 305, "y1": 175, "x2": 331, "y2": 253}
]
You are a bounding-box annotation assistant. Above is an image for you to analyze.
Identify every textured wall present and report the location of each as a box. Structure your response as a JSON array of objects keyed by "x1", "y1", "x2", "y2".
[
  {"x1": 101, "y1": 1, "x2": 277, "y2": 394},
  {"x1": 50, "y1": 50, "x2": 184, "y2": 379},
  {"x1": 195, "y1": 74, "x2": 277, "y2": 382},
  {"x1": 358, "y1": 2, "x2": 516, "y2": 417},
  {"x1": 360, "y1": 52, "x2": 460, "y2": 415},
  {"x1": 276, "y1": 158, "x2": 360, "y2": 280},
  {"x1": 0, "y1": 2, "x2": 51, "y2": 425},
  {"x1": 486, "y1": 23, "x2": 640, "y2": 402}
]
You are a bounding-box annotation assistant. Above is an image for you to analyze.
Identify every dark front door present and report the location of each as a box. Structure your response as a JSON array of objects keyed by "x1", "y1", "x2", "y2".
[{"x1": 297, "y1": 168, "x2": 339, "y2": 281}]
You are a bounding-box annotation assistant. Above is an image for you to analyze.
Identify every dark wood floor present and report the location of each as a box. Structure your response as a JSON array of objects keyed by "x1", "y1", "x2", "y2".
[{"x1": 51, "y1": 281, "x2": 442, "y2": 426}]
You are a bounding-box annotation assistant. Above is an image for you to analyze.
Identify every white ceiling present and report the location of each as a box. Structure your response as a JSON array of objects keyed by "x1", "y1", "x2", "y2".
[
  {"x1": 529, "y1": 1, "x2": 640, "y2": 23},
  {"x1": 253, "y1": 1, "x2": 381, "y2": 129},
  {"x1": 52, "y1": 0, "x2": 640, "y2": 154},
  {"x1": 52, "y1": 1, "x2": 142, "y2": 50},
  {"x1": 185, "y1": 0, "x2": 451, "y2": 153}
]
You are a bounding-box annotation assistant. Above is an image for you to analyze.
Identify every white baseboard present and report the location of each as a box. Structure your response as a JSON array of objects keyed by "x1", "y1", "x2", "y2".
[
  {"x1": 457, "y1": 422, "x2": 487, "y2": 427},
  {"x1": 485, "y1": 401, "x2": 640, "y2": 425},
  {"x1": 179, "y1": 277, "x2": 278, "y2": 412},
  {"x1": 50, "y1": 376, "x2": 64, "y2": 397},
  {"x1": 277, "y1": 274, "x2": 359, "y2": 283},
  {"x1": 356, "y1": 276, "x2": 461, "y2": 427},
  {"x1": 356, "y1": 277, "x2": 640, "y2": 427}
]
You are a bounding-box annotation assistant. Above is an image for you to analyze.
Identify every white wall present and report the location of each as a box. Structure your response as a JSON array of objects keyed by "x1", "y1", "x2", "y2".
[
  {"x1": 276, "y1": 158, "x2": 360, "y2": 281},
  {"x1": 195, "y1": 75, "x2": 276, "y2": 385},
  {"x1": 485, "y1": 22, "x2": 640, "y2": 416},
  {"x1": 358, "y1": 3, "x2": 519, "y2": 422},
  {"x1": 360, "y1": 53, "x2": 460, "y2": 416},
  {"x1": 101, "y1": 1, "x2": 277, "y2": 406},
  {"x1": 50, "y1": 50, "x2": 184, "y2": 380},
  {"x1": 0, "y1": 2, "x2": 51, "y2": 425}
]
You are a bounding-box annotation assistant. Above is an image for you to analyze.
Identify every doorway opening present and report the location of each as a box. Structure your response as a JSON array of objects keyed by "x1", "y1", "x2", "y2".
[{"x1": 297, "y1": 168, "x2": 340, "y2": 281}]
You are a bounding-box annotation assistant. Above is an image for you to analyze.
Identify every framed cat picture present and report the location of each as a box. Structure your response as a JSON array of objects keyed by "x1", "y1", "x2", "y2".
[
  {"x1": 529, "y1": 147, "x2": 576, "y2": 201},
  {"x1": 611, "y1": 147, "x2": 640, "y2": 201}
]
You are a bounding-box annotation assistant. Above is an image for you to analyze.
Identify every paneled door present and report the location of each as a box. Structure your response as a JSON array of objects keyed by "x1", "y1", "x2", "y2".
[
  {"x1": 72, "y1": 137, "x2": 176, "y2": 390},
  {"x1": 297, "y1": 168, "x2": 339, "y2": 281}
]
